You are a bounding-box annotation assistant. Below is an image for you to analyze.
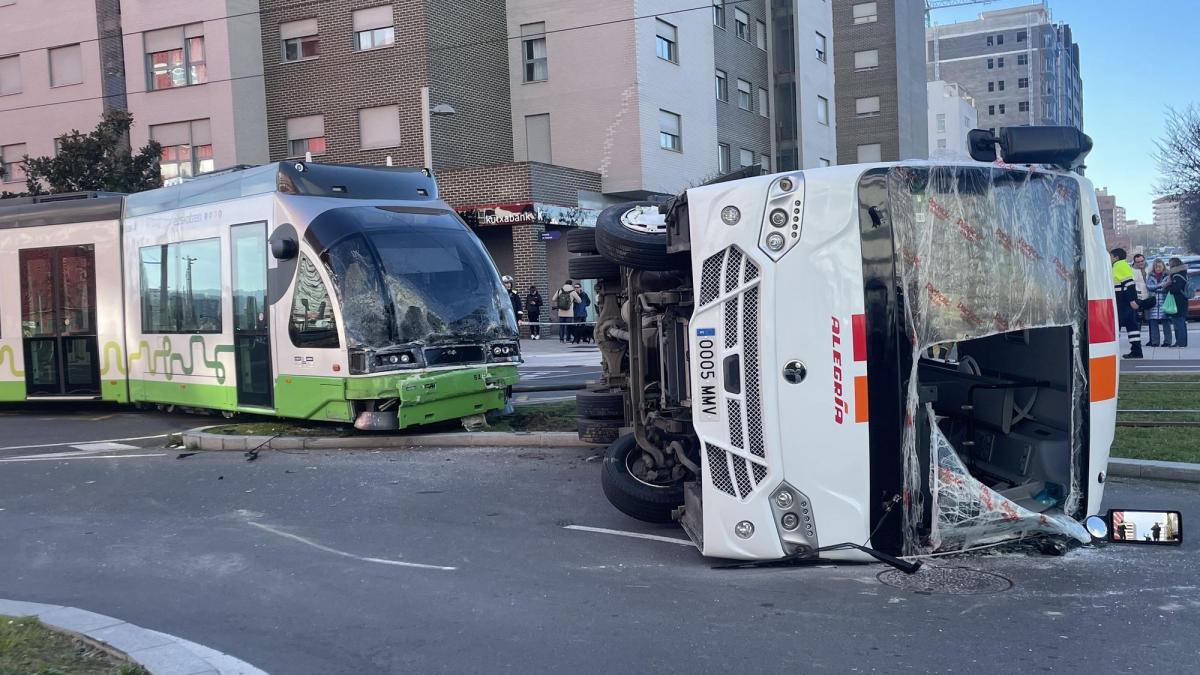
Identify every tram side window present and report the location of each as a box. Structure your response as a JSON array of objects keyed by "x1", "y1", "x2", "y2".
[
  {"x1": 289, "y1": 255, "x2": 339, "y2": 348},
  {"x1": 139, "y1": 239, "x2": 222, "y2": 333}
]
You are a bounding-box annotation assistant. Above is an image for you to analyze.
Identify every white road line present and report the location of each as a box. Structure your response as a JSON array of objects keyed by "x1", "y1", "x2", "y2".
[
  {"x1": 564, "y1": 524, "x2": 694, "y2": 546},
  {"x1": 0, "y1": 453, "x2": 167, "y2": 463},
  {"x1": 0, "y1": 434, "x2": 167, "y2": 452},
  {"x1": 247, "y1": 521, "x2": 457, "y2": 571},
  {"x1": 70, "y1": 442, "x2": 141, "y2": 452}
]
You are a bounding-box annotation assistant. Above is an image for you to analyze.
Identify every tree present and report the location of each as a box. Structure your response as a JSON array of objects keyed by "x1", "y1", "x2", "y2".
[
  {"x1": 1155, "y1": 105, "x2": 1200, "y2": 253},
  {"x1": 0, "y1": 109, "x2": 162, "y2": 198}
]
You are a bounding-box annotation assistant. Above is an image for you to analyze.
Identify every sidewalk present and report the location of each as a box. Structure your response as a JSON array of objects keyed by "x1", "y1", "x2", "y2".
[
  {"x1": 1119, "y1": 323, "x2": 1200, "y2": 372},
  {"x1": 519, "y1": 333, "x2": 601, "y2": 368}
]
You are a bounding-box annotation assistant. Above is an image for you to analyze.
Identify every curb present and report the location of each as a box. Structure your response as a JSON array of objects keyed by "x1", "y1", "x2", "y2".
[
  {"x1": 0, "y1": 598, "x2": 266, "y2": 675},
  {"x1": 511, "y1": 383, "x2": 586, "y2": 393},
  {"x1": 182, "y1": 427, "x2": 602, "y2": 451},
  {"x1": 1107, "y1": 457, "x2": 1200, "y2": 483}
]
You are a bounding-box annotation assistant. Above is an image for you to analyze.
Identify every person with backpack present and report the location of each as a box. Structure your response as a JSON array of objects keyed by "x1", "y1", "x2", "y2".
[
  {"x1": 571, "y1": 282, "x2": 591, "y2": 343},
  {"x1": 1145, "y1": 259, "x2": 1173, "y2": 347},
  {"x1": 1165, "y1": 258, "x2": 1190, "y2": 348},
  {"x1": 551, "y1": 279, "x2": 580, "y2": 342}
]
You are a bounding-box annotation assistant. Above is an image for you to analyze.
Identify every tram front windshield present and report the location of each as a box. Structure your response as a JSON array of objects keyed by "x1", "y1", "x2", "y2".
[{"x1": 317, "y1": 208, "x2": 517, "y2": 348}]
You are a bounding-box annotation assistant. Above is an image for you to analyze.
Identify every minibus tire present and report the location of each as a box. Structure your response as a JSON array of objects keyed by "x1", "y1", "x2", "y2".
[
  {"x1": 576, "y1": 390, "x2": 624, "y2": 420},
  {"x1": 566, "y1": 227, "x2": 599, "y2": 254},
  {"x1": 568, "y1": 254, "x2": 620, "y2": 281},
  {"x1": 595, "y1": 202, "x2": 678, "y2": 271},
  {"x1": 578, "y1": 418, "x2": 622, "y2": 445},
  {"x1": 601, "y1": 435, "x2": 684, "y2": 524}
]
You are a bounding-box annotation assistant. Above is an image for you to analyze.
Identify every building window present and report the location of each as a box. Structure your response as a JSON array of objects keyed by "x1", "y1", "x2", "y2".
[
  {"x1": 998, "y1": 103, "x2": 1006, "y2": 114},
  {"x1": 655, "y1": 19, "x2": 678, "y2": 63},
  {"x1": 853, "y1": 2, "x2": 878, "y2": 24},
  {"x1": 1017, "y1": 53, "x2": 1027, "y2": 66},
  {"x1": 289, "y1": 255, "x2": 339, "y2": 349},
  {"x1": 139, "y1": 239, "x2": 222, "y2": 334},
  {"x1": 818, "y1": 158, "x2": 831, "y2": 167},
  {"x1": 1, "y1": 143, "x2": 26, "y2": 183},
  {"x1": 739, "y1": 148, "x2": 753, "y2": 167},
  {"x1": 937, "y1": 139, "x2": 947, "y2": 150},
  {"x1": 854, "y1": 49, "x2": 878, "y2": 71},
  {"x1": 760, "y1": 154, "x2": 770, "y2": 171},
  {"x1": 1018, "y1": 77, "x2": 1028, "y2": 88},
  {"x1": 1019, "y1": 101, "x2": 1029, "y2": 112},
  {"x1": 997, "y1": 56, "x2": 1004, "y2": 68},
  {"x1": 286, "y1": 115, "x2": 326, "y2": 157},
  {"x1": 525, "y1": 113, "x2": 552, "y2": 163},
  {"x1": 145, "y1": 25, "x2": 207, "y2": 90},
  {"x1": 998, "y1": 80, "x2": 1005, "y2": 91},
  {"x1": 49, "y1": 44, "x2": 83, "y2": 87},
  {"x1": 151, "y1": 119, "x2": 213, "y2": 180},
  {"x1": 521, "y1": 22, "x2": 548, "y2": 82},
  {"x1": 855, "y1": 96, "x2": 880, "y2": 118},
  {"x1": 756, "y1": 20, "x2": 767, "y2": 50},
  {"x1": 996, "y1": 34, "x2": 1004, "y2": 45},
  {"x1": 758, "y1": 88, "x2": 769, "y2": 117},
  {"x1": 989, "y1": 127, "x2": 995, "y2": 135},
  {"x1": 1017, "y1": 30, "x2": 1027, "y2": 42},
  {"x1": 659, "y1": 109, "x2": 682, "y2": 152},
  {"x1": 358, "y1": 105, "x2": 401, "y2": 149},
  {"x1": 815, "y1": 32, "x2": 827, "y2": 62},
  {"x1": 988, "y1": 105, "x2": 995, "y2": 115},
  {"x1": 0, "y1": 54, "x2": 19, "y2": 95},
  {"x1": 713, "y1": 1, "x2": 725, "y2": 28},
  {"x1": 936, "y1": 113, "x2": 946, "y2": 132},
  {"x1": 736, "y1": 79, "x2": 752, "y2": 110},
  {"x1": 281, "y1": 18, "x2": 320, "y2": 62},
  {"x1": 715, "y1": 69, "x2": 728, "y2": 101},
  {"x1": 718, "y1": 142, "x2": 730, "y2": 173},
  {"x1": 987, "y1": 81, "x2": 994, "y2": 92},
  {"x1": 856, "y1": 143, "x2": 881, "y2": 163},
  {"x1": 986, "y1": 35, "x2": 993, "y2": 46},
  {"x1": 816, "y1": 95, "x2": 829, "y2": 125},
  {"x1": 987, "y1": 58, "x2": 994, "y2": 69},
  {"x1": 734, "y1": 8, "x2": 749, "y2": 40},
  {"x1": 353, "y1": 5, "x2": 394, "y2": 51}
]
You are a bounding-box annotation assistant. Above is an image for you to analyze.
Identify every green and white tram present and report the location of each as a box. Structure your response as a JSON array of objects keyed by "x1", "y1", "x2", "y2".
[{"x1": 0, "y1": 162, "x2": 521, "y2": 429}]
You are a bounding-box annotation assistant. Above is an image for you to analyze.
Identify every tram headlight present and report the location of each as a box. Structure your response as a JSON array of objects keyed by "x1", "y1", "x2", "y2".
[
  {"x1": 492, "y1": 346, "x2": 504, "y2": 356},
  {"x1": 399, "y1": 353, "x2": 412, "y2": 364}
]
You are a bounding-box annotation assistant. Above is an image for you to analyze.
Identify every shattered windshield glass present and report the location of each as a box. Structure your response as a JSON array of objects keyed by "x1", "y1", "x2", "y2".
[{"x1": 320, "y1": 209, "x2": 517, "y2": 348}]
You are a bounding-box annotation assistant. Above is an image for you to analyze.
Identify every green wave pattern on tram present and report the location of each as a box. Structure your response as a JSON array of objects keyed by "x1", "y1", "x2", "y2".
[
  {"x1": 127, "y1": 336, "x2": 237, "y2": 384},
  {"x1": 0, "y1": 345, "x2": 24, "y2": 377}
]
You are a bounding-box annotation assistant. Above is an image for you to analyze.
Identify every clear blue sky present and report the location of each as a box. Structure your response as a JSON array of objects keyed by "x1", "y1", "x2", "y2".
[{"x1": 930, "y1": 0, "x2": 1200, "y2": 222}]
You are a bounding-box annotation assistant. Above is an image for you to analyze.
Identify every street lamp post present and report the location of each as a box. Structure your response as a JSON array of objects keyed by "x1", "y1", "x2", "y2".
[{"x1": 419, "y1": 85, "x2": 456, "y2": 172}]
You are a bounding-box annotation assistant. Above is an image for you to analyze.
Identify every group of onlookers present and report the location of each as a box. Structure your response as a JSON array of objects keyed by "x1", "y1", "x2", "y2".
[
  {"x1": 1112, "y1": 248, "x2": 1190, "y2": 359},
  {"x1": 501, "y1": 276, "x2": 593, "y2": 343}
]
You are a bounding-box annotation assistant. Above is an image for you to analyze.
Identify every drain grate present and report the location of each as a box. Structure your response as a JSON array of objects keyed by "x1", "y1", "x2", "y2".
[{"x1": 877, "y1": 566, "x2": 1013, "y2": 595}]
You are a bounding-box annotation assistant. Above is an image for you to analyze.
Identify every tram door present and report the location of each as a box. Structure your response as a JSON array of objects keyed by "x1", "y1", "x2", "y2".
[
  {"x1": 231, "y1": 223, "x2": 273, "y2": 408},
  {"x1": 19, "y1": 245, "x2": 100, "y2": 396}
]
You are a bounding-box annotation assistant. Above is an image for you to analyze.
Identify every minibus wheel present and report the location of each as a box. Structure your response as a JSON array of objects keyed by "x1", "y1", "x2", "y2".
[
  {"x1": 601, "y1": 434, "x2": 685, "y2": 524},
  {"x1": 576, "y1": 390, "x2": 624, "y2": 420},
  {"x1": 578, "y1": 418, "x2": 622, "y2": 445},
  {"x1": 595, "y1": 202, "x2": 681, "y2": 271},
  {"x1": 566, "y1": 227, "x2": 599, "y2": 254},
  {"x1": 568, "y1": 254, "x2": 620, "y2": 281}
]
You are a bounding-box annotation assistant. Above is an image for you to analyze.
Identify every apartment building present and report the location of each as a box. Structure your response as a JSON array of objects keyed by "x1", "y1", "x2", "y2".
[
  {"x1": 1153, "y1": 195, "x2": 1187, "y2": 243},
  {"x1": 1096, "y1": 187, "x2": 1130, "y2": 251},
  {"x1": 770, "y1": 0, "x2": 837, "y2": 169},
  {"x1": 927, "y1": 3, "x2": 1083, "y2": 135},
  {"x1": 831, "y1": 0, "x2": 928, "y2": 164},
  {"x1": 0, "y1": 0, "x2": 268, "y2": 190},
  {"x1": 926, "y1": 80, "x2": 977, "y2": 158}
]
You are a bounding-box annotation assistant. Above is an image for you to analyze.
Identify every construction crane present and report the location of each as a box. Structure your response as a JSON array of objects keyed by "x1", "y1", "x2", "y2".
[{"x1": 925, "y1": 0, "x2": 998, "y2": 27}]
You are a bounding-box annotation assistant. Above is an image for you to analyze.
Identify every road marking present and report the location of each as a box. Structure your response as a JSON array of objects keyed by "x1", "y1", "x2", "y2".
[
  {"x1": 0, "y1": 434, "x2": 168, "y2": 452},
  {"x1": 0, "y1": 453, "x2": 167, "y2": 463},
  {"x1": 247, "y1": 521, "x2": 457, "y2": 571},
  {"x1": 564, "y1": 524, "x2": 694, "y2": 546},
  {"x1": 70, "y1": 442, "x2": 141, "y2": 452}
]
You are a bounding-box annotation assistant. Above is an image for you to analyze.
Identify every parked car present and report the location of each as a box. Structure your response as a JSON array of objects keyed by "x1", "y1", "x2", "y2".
[{"x1": 1189, "y1": 269, "x2": 1200, "y2": 320}]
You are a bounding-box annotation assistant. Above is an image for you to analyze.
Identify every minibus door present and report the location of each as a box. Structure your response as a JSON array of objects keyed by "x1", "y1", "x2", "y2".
[
  {"x1": 19, "y1": 245, "x2": 101, "y2": 397},
  {"x1": 231, "y1": 223, "x2": 274, "y2": 409}
]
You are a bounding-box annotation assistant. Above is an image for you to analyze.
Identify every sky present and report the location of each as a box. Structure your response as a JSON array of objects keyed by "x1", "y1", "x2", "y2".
[{"x1": 930, "y1": 0, "x2": 1200, "y2": 223}]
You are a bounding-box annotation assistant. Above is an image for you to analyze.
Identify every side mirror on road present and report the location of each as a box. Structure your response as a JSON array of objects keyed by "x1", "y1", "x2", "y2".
[{"x1": 1107, "y1": 509, "x2": 1183, "y2": 545}]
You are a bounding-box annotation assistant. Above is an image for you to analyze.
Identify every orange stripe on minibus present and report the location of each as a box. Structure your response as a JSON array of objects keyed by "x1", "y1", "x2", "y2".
[
  {"x1": 854, "y1": 375, "x2": 869, "y2": 423},
  {"x1": 1090, "y1": 355, "x2": 1117, "y2": 402}
]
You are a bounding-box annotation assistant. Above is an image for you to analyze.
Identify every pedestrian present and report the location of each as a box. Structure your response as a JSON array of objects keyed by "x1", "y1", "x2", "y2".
[
  {"x1": 501, "y1": 275, "x2": 523, "y2": 335},
  {"x1": 1152, "y1": 522, "x2": 1162, "y2": 542},
  {"x1": 1111, "y1": 248, "x2": 1142, "y2": 359},
  {"x1": 1132, "y1": 253, "x2": 1150, "y2": 322},
  {"x1": 1166, "y1": 257, "x2": 1190, "y2": 348},
  {"x1": 1146, "y1": 259, "x2": 1173, "y2": 347},
  {"x1": 571, "y1": 282, "x2": 592, "y2": 344},
  {"x1": 551, "y1": 279, "x2": 580, "y2": 342},
  {"x1": 525, "y1": 285, "x2": 543, "y2": 340}
]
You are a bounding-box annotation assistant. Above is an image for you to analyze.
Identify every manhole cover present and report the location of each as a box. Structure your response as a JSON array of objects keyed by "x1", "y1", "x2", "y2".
[{"x1": 877, "y1": 566, "x2": 1012, "y2": 595}]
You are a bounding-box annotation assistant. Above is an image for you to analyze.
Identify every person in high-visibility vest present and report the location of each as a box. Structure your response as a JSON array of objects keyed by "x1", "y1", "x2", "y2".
[{"x1": 1111, "y1": 248, "x2": 1143, "y2": 359}]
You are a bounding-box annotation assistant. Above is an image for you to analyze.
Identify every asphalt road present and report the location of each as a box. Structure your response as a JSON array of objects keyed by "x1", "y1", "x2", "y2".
[{"x1": 1, "y1": 443, "x2": 1196, "y2": 674}]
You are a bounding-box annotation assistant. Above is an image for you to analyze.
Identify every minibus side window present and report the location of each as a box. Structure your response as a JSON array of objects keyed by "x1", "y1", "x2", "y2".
[{"x1": 289, "y1": 254, "x2": 339, "y2": 348}]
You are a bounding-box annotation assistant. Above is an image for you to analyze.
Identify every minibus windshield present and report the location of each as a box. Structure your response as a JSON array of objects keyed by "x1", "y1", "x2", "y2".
[{"x1": 316, "y1": 208, "x2": 517, "y2": 348}]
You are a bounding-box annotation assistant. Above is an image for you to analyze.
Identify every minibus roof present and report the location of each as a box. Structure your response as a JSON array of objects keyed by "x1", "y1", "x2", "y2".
[{"x1": 124, "y1": 162, "x2": 438, "y2": 218}]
